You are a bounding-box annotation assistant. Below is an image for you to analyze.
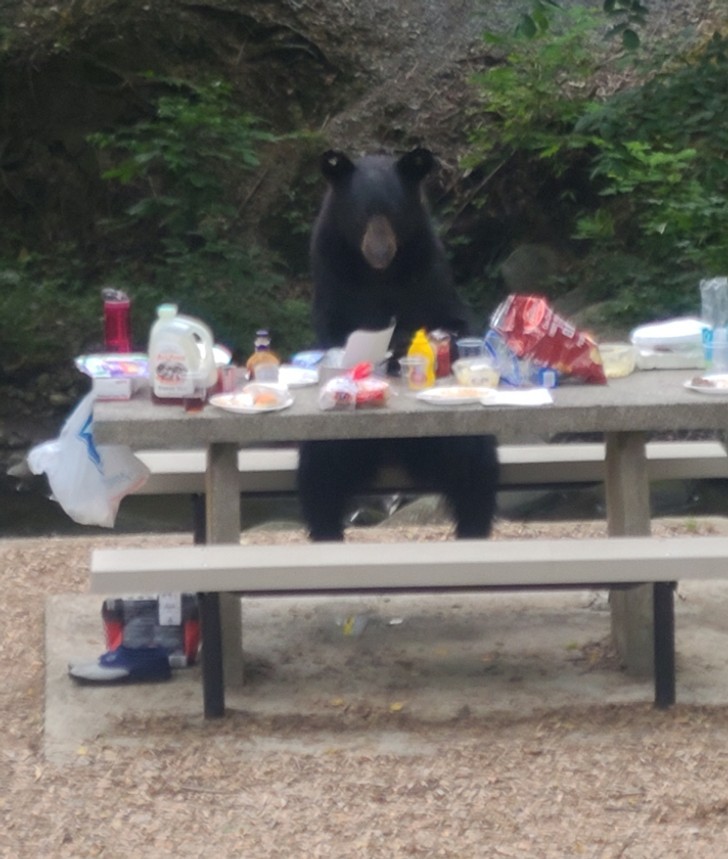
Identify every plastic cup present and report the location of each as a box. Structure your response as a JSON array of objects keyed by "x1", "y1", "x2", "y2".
[
  {"x1": 253, "y1": 363, "x2": 280, "y2": 383},
  {"x1": 399, "y1": 356, "x2": 429, "y2": 390},
  {"x1": 456, "y1": 337, "x2": 485, "y2": 359}
]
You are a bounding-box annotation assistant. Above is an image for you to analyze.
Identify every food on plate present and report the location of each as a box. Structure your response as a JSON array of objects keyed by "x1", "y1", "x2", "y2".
[
  {"x1": 415, "y1": 385, "x2": 495, "y2": 405},
  {"x1": 209, "y1": 382, "x2": 293, "y2": 413},
  {"x1": 431, "y1": 386, "x2": 482, "y2": 399},
  {"x1": 690, "y1": 375, "x2": 728, "y2": 389},
  {"x1": 252, "y1": 389, "x2": 281, "y2": 407}
]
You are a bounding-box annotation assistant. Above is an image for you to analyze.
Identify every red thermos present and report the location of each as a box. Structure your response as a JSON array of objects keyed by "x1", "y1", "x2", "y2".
[{"x1": 102, "y1": 287, "x2": 132, "y2": 353}]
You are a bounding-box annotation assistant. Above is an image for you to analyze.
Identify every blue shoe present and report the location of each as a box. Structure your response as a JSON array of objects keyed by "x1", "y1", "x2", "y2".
[{"x1": 69, "y1": 644, "x2": 172, "y2": 683}]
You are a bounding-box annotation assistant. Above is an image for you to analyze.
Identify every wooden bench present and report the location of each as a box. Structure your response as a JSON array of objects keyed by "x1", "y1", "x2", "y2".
[
  {"x1": 90, "y1": 534, "x2": 728, "y2": 718},
  {"x1": 132, "y1": 439, "x2": 728, "y2": 498}
]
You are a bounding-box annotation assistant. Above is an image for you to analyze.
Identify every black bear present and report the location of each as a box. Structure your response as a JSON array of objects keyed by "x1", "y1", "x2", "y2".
[{"x1": 298, "y1": 147, "x2": 499, "y2": 541}]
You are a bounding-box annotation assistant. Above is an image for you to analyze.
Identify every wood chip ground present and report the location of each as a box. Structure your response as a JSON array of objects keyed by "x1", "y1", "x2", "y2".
[{"x1": 4, "y1": 518, "x2": 728, "y2": 857}]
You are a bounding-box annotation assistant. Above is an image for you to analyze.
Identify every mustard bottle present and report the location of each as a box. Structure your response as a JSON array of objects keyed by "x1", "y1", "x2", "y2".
[{"x1": 407, "y1": 328, "x2": 436, "y2": 387}]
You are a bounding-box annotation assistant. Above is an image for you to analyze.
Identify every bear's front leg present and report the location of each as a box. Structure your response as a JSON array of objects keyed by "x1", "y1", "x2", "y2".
[{"x1": 297, "y1": 439, "x2": 383, "y2": 541}]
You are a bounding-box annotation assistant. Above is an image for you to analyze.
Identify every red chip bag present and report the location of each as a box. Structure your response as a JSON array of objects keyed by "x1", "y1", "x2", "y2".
[{"x1": 492, "y1": 294, "x2": 607, "y2": 384}]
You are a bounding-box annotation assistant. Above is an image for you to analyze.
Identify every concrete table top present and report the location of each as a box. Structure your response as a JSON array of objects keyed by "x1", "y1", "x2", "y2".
[{"x1": 93, "y1": 369, "x2": 728, "y2": 450}]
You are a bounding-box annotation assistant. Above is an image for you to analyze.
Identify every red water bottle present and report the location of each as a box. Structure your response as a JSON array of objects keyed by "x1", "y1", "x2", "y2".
[{"x1": 102, "y1": 287, "x2": 132, "y2": 352}]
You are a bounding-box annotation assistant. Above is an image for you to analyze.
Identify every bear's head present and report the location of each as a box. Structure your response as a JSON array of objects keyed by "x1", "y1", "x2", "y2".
[{"x1": 317, "y1": 147, "x2": 437, "y2": 272}]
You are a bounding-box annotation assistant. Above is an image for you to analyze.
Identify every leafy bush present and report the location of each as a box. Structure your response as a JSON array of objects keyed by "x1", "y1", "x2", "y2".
[
  {"x1": 468, "y1": 4, "x2": 606, "y2": 164},
  {"x1": 466, "y1": 4, "x2": 728, "y2": 330},
  {"x1": 88, "y1": 76, "x2": 312, "y2": 356},
  {"x1": 577, "y1": 33, "x2": 728, "y2": 280},
  {"x1": 1, "y1": 76, "x2": 314, "y2": 378},
  {"x1": 0, "y1": 251, "x2": 99, "y2": 374}
]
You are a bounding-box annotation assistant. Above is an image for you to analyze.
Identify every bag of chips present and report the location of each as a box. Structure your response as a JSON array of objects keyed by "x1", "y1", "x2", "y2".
[{"x1": 491, "y1": 294, "x2": 607, "y2": 384}]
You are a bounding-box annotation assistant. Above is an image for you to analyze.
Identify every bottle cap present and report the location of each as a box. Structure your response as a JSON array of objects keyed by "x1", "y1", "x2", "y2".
[{"x1": 157, "y1": 304, "x2": 178, "y2": 319}]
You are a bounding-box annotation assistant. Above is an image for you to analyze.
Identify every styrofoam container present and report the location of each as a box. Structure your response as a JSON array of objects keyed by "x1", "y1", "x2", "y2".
[
  {"x1": 635, "y1": 348, "x2": 706, "y2": 370},
  {"x1": 630, "y1": 317, "x2": 707, "y2": 352}
]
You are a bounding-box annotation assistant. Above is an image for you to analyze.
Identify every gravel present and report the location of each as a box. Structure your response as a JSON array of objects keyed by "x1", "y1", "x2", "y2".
[{"x1": 5, "y1": 517, "x2": 728, "y2": 857}]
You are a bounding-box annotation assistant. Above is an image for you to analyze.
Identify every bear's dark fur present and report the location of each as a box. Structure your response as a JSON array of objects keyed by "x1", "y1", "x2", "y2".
[{"x1": 298, "y1": 147, "x2": 499, "y2": 541}]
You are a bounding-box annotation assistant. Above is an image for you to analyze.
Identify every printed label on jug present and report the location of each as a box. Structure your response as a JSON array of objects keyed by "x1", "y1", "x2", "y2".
[{"x1": 153, "y1": 339, "x2": 194, "y2": 397}]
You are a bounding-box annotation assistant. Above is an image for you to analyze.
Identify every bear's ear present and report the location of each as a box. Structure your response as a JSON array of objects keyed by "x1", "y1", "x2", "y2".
[
  {"x1": 396, "y1": 147, "x2": 435, "y2": 183},
  {"x1": 321, "y1": 150, "x2": 356, "y2": 183}
]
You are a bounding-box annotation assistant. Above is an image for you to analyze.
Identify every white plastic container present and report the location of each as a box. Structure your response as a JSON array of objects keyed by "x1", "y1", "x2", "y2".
[
  {"x1": 630, "y1": 317, "x2": 707, "y2": 370},
  {"x1": 598, "y1": 342, "x2": 637, "y2": 378},
  {"x1": 148, "y1": 304, "x2": 217, "y2": 404},
  {"x1": 630, "y1": 317, "x2": 707, "y2": 353}
]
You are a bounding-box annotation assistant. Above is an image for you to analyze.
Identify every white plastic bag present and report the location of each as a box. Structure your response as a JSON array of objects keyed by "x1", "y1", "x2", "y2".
[{"x1": 27, "y1": 392, "x2": 149, "y2": 527}]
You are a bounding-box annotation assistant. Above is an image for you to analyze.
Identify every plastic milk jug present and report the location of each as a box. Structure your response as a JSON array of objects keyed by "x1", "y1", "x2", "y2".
[
  {"x1": 407, "y1": 328, "x2": 436, "y2": 387},
  {"x1": 149, "y1": 304, "x2": 217, "y2": 404}
]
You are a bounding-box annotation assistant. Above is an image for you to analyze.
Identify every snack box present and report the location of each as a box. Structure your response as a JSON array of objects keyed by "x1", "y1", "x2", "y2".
[{"x1": 75, "y1": 353, "x2": 149, "y2": 400}]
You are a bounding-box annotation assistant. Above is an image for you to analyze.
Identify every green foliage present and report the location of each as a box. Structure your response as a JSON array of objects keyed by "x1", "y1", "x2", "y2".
[
  {"x1": 470, "y1": 5, "x2": 604, "y2": 164},
  {"x1": 576, "y1": 33, "x2": 728, "y2": 286},
  {"x1": 510, "y1": 0, "x2": 647, "y2": 49},
  {"x1": 1, "y1": 76, "x2": 314, "y2": 377},
  {"x1": 602, "y1": 0, "x2": 649, "y2": 50},
  {"x1": 467, "y1": 6, "x2": 728, "y2": 331},
  {"x1": 0, "y1": 250, "x2": 99, "y2": 374},
  {"x1": 88, "y1": 76, "x2": 312, "y2": 357},
  {"x1": 89, "y1": 77, "x2": 275, "y2": 241}
]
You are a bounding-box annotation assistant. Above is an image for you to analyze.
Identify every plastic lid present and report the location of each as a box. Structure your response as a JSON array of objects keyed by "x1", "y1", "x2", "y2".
[
  {"x1": 101, "y1": 287, "x2": 130, "y2": 303},
  {"x1": 630, "y1": 317, "x2": 706, "y2": 349},
  {"x1": 157, "y1": 303, "x2": 178, "y2": 319}
]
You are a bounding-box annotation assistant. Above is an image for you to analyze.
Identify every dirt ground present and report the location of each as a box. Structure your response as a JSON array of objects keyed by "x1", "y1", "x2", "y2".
[{"x1": 4, "y1": 517, "x2": 728, "y2": 857}]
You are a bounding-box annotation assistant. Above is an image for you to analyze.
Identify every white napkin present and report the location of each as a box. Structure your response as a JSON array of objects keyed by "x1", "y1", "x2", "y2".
[
  {"x1": 342, "y1": 323, "x2": 395, "y2": 367},
  {"x1": 481, "y1": 388, "x2": 554, "y2": 407}
]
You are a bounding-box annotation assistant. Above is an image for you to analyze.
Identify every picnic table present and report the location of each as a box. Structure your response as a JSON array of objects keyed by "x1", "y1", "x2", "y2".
[{"x1": 92, "y1": 368, "x2": 728, "y2": 715}]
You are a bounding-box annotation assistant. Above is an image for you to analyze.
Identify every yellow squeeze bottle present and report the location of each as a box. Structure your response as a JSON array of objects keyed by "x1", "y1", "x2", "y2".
[{"x1": 407, "y1": 328, "x2": 436, "y2": 386}]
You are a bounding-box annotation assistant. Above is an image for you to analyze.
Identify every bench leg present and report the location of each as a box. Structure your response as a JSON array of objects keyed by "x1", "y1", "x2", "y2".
[
  {"x1": 198, "y1": 592, "x2": 225, "y2": 718},
  {"x1": 653, "y1": 582, "x2": 676, "y2": 709},
  {"x1": 606, "y1": 431, "x2": 654, "y2": 676},
  {"x1": 192, "y1": 492, "x2": 206, "y2": 545},
  {"x1": 191, "y1": 495, "x2": 226, "y2": 718},
  {"x1": 197, "y1": 444, "x2": 245, "y2": 717}
]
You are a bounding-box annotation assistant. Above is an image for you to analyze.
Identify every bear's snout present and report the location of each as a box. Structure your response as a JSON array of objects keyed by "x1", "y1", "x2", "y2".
[{"x1": 361, "y1": 215, "x2": 397, "y2": 270}]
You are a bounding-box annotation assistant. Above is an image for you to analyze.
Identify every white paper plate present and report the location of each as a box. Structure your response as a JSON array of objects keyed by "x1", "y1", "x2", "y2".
[
  {"x1": 209, "y1": 391, "x2": 294, "y2": 414},
  {"x1": 684, "y1": 374, "x2": 728, "y2": 395},
  {"x1": 480, "y1": 388, "x2": 554, "y2": 407},
  {"x1": 416, "y1": 386, "x2": 495, "y2": 405},
  {"x1": 277, "y1": 365, "x2": 319, "y2": 387}
]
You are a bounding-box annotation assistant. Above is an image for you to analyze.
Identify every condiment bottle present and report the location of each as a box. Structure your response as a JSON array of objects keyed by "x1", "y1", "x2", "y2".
[
  {"x1": 246, "y1": 329, "x2": 280, "y2": 381},
  {"x1": 407, "y1": 328, "x2": 436, "y2": 387},
  {"x1": 429, "y1": 329, "x2": 452, "y2": 378}
]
